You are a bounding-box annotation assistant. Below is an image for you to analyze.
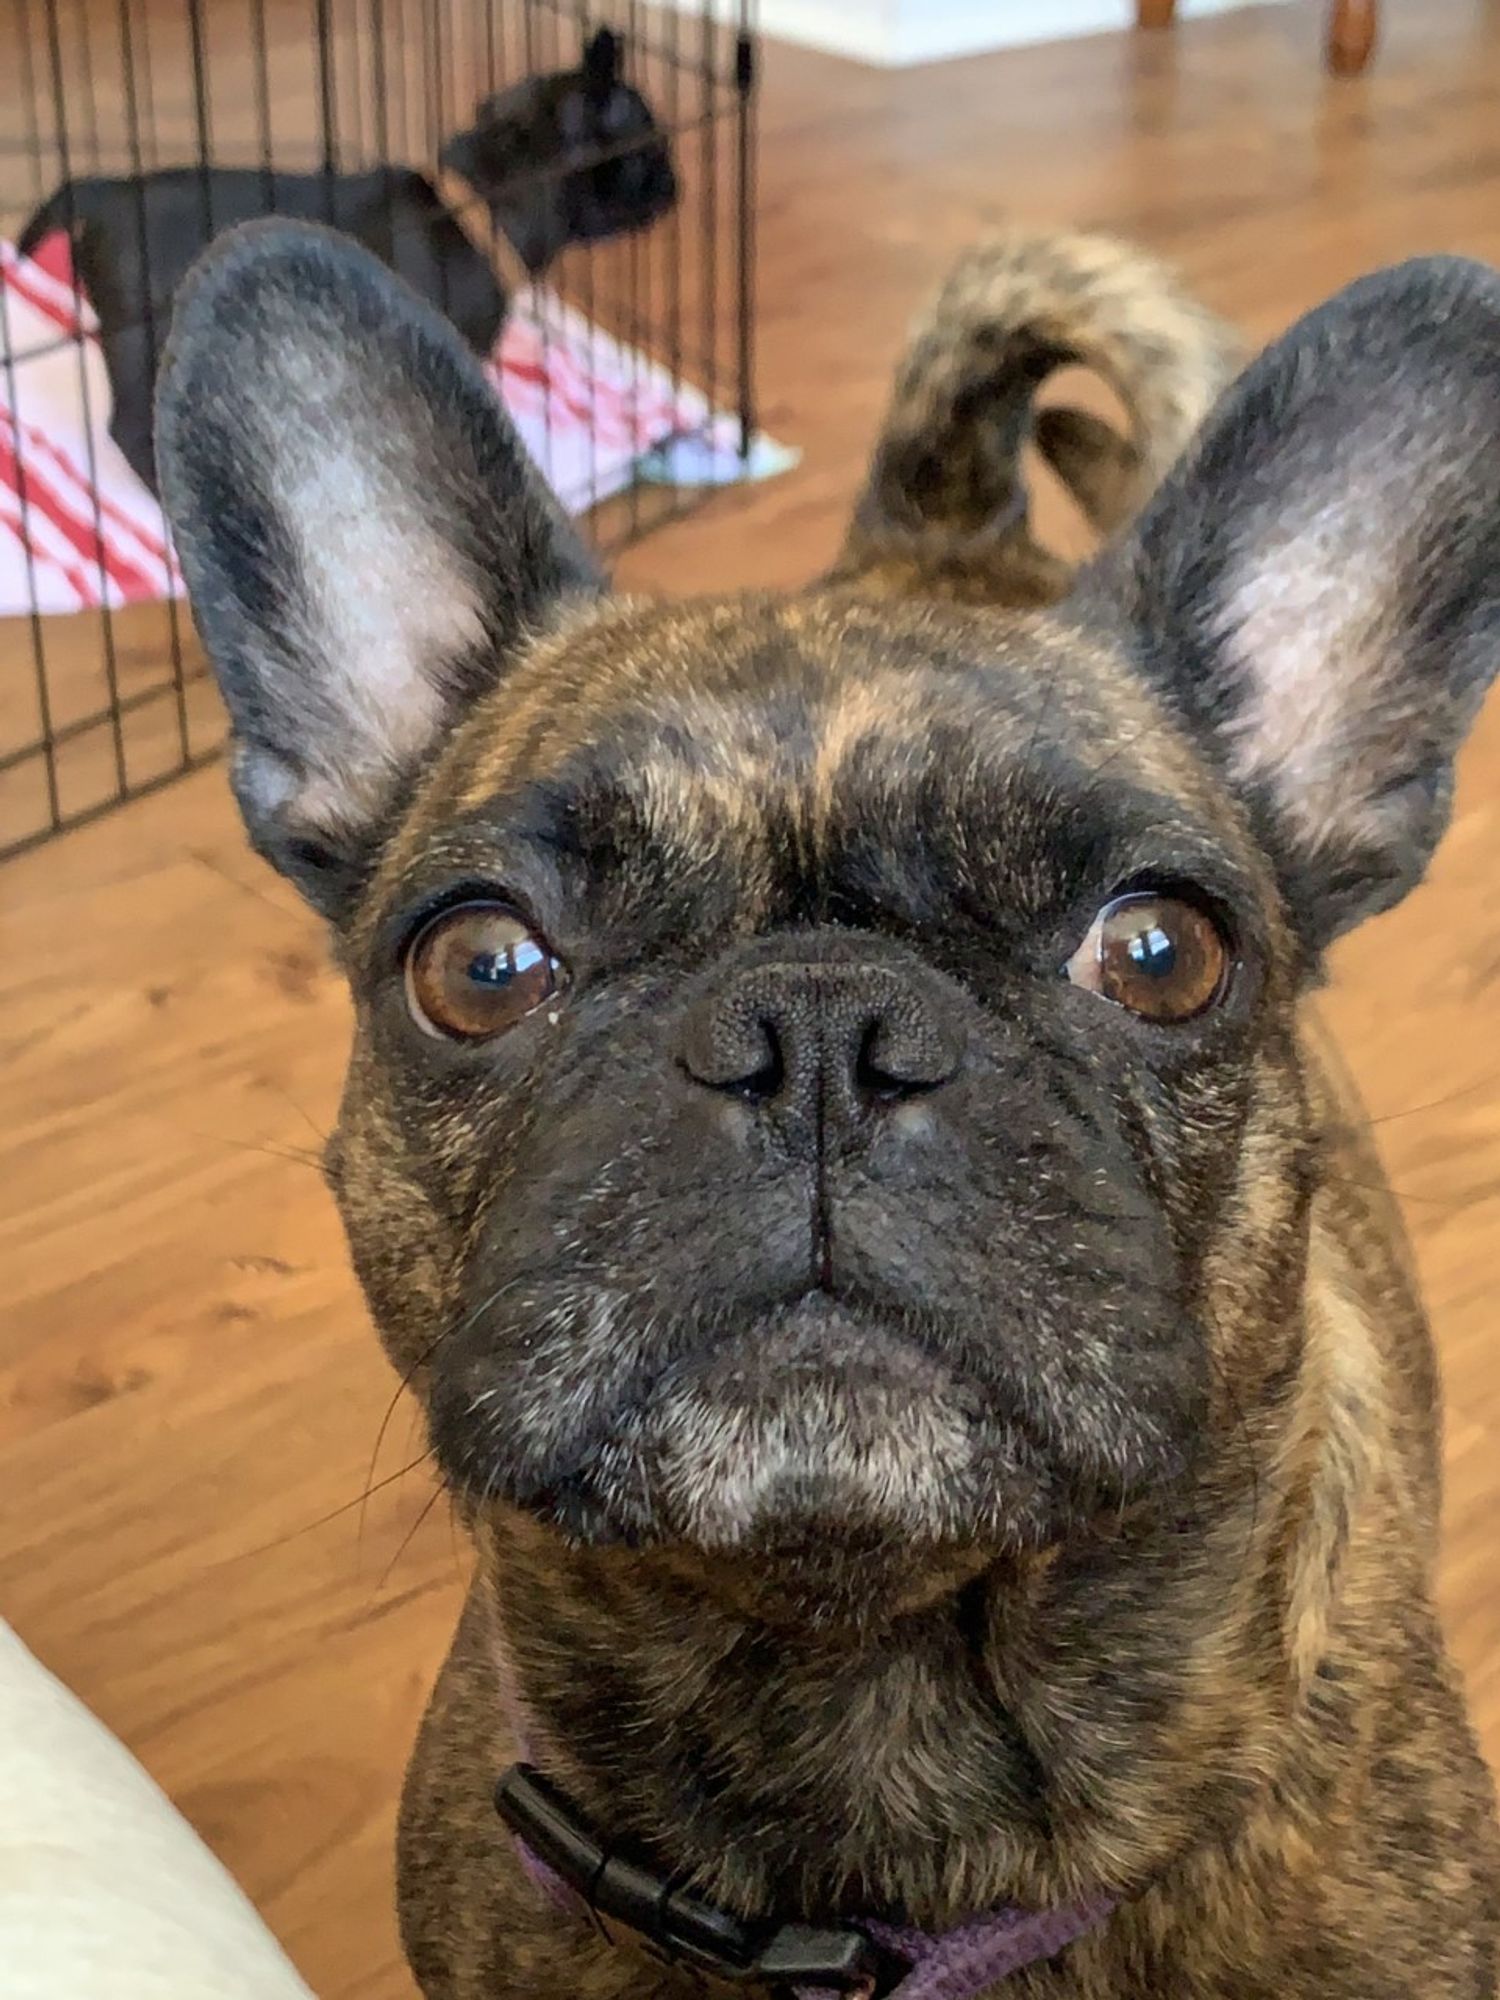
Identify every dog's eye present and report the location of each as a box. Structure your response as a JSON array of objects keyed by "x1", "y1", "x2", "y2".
[
  {"x1": 404, "y1": 902, "x2": 565, "y2": 1041},
  {"x1": 1065, "y1": 892, "x2": 1229, "y2": 1021}
]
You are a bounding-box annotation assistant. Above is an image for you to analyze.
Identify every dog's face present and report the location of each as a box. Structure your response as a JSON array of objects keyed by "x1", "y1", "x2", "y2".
[
  {"x1": 157, "y1": 225, "x2": 1500, "y2": 1623},
  {"x1": 439, "y1": 28, "x2": 676, "y2": 275},
  {"x1": 330, "y1": 596, "x2": 1289, "y2": 1607}
]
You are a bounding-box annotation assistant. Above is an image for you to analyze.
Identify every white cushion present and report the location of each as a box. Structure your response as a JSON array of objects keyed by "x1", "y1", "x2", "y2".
[{"x1": 0, "y1": 1620, "x2": 316, "y2": 1999}]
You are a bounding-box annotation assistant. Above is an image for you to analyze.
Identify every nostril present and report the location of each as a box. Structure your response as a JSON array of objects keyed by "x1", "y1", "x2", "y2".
[
  {"x1": 680, "y1": 1004, "x2": 785, "y2": 1104},
  {"x1": 856, "y1": 1022, "x2": 906, "y2": 1104},
  {"x1": 857, "y1": 1009, "x2": 962, "y2": 1103},
  {"x1": 728, "y1": 1017, "x2": 784, "y2": 1104}
]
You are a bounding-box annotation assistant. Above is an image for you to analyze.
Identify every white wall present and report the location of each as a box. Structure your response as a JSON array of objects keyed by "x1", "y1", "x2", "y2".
[{"x1": 750, "y1": 0, "x2": 1287, "y2": 67}]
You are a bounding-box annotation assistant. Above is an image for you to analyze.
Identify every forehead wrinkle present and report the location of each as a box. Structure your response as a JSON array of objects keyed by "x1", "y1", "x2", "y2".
[
  {"x1": 359, "y1": 588, "x2": 1288, "y2": 957},
  {"x1": 804, "y1": 620, "x2": 1127, "y2": 855},
  {"x1": 809, "y1": 671, "x2": 940, "y2": 816},
  {"x1": 628, "y1": 749, "x2": 776, "y2": 924},
  {"x1": 439, "y1": 595, "x2": 815, "y2": 819}
]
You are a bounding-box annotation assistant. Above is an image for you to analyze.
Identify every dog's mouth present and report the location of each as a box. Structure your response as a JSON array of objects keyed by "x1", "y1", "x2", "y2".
[
  {"x1": 618, "y1": 1297, "x2": 1030, "y2": 1623},
  {"x1": 430, "y1": 1284, "x2": 1194, "y2": 1621},
  {"x1": 615, "y1": 1295, "x2": 1045, "y2": 1546}
]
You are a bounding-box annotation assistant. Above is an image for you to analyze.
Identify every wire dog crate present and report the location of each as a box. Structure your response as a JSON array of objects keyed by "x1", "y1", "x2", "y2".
[{"x1": 0, "y1": 0, "x2": 757, "y2": 857}]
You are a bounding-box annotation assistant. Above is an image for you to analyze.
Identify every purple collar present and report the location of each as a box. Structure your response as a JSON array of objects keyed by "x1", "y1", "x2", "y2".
[
  {"x1": 797, "y1": 1904, "x2": 1115, "y2": 2000},
  {"x1": 494, "y1": 1763, "x2": 1113, "y2": 1999}
]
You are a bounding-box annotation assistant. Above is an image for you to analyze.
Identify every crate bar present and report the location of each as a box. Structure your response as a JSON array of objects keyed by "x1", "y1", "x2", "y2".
[{"x1": 733, "y1": 5, "x2": 755, "y2": 463}]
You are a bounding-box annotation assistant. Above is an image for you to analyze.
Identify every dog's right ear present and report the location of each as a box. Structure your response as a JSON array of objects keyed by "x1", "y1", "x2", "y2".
[
  {"x1": 157, "y1": 219, "x2": 601, "y2": 920},
  {"x1": 1115, "y1": 254, "x2": 1500, "y2": 953},
  {"x1": 582, "y1": 26, "x2": 623, "y2": 98}
]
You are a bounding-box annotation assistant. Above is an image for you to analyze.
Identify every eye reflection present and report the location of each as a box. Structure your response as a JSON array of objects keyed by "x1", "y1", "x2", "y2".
[
  {"x1": 1065, "y1": 892, "x2": 1229, "y2": 1021},
  {"x1": 405, "y1": 903, "x2": 566, "y2": 1040}
]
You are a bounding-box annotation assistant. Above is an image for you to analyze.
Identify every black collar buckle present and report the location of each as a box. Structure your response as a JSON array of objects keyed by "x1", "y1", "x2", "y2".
[{"x1": 495, "y1": 1764, "x2": 881, "y2": 1991}]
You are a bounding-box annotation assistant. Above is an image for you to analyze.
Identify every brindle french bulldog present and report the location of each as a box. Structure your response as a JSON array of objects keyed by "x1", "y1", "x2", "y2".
[{"x1": 156, "y1": 217, "x2": 1500, "y2": 1998}]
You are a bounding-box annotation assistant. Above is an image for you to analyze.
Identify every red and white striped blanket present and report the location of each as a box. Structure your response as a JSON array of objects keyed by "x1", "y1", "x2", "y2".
[{"x1": 1, "y1": 231, "x2": 759, "y2": 618}]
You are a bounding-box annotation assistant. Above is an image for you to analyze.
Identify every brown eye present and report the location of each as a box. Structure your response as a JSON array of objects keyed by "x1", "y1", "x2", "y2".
[
  {"x1": 404, "y1": 902, "x2": 565, "y2": 1041},
  {"x1": 1065, "y1": 892, "x2": 1230, "y2": 1022}
]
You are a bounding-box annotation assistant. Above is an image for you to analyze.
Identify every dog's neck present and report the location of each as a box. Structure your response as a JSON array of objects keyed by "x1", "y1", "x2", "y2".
[
  {"x1": 436, "y1": 167, "x2": 538, "y2": 297},
  {"x1": 478, "y1": 1473, "x2": 1283, "y2": 1931}
]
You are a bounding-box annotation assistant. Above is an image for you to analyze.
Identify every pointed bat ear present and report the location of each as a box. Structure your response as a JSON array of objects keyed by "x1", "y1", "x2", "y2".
[
  {"x1": 582, "y1": 26, "x2": 623, "y2": 97},
  {"x1": 1117, "y1": 254, "x2": 1500, "y2": 949},
  {"x1": 156, "y1": 219, "x2": 601, "y2": 919}
]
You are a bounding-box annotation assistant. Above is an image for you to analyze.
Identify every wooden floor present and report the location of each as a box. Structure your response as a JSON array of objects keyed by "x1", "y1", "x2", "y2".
[{"x1": 6, "y1": 3, "x2": 1500, "y2": 1993}]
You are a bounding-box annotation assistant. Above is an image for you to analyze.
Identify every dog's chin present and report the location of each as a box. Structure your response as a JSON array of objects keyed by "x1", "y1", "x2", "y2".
[{"x1": 512, "y1": 1296, "x2": 1061, "y2": 1629}]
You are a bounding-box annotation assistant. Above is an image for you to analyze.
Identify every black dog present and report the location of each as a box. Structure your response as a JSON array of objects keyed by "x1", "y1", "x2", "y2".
[
  {"x1": 17, "y1": 167, "x2": 501, "y2": 493},
  {"x1": 15, "y1": 29, "x2": 675, "y2": 494},
  {"x1": 440, "y1": 25, "x2": 677, "y2": 275}
]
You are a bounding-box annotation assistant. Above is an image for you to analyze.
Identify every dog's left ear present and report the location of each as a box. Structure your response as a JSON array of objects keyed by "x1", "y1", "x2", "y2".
[
  {"x1": 157, "y1": 220, "x2": 600, "y2": 921},
  {"x1": 1118, "y1": 255, "x2": 1500, "y2": 951}
]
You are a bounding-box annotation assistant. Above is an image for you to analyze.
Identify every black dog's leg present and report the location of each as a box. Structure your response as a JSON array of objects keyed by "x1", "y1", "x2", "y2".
[{"x1": 101, "y1": 325, "x2": 161, "y2": 494}]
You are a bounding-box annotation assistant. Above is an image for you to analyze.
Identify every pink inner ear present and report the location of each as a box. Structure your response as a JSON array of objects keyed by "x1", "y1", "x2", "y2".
[{"x1": 1214, "y1": 503, "x2": 1390, "y2": 861}]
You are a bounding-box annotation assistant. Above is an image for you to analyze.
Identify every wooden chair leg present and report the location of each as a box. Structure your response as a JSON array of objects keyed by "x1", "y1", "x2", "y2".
[
  {"x1": 1327, "y1": 0, "x2": 1378, "y2": 75},
  {"x1": 1137, "y1": 0, "x2": 1177, "y2": 24}
]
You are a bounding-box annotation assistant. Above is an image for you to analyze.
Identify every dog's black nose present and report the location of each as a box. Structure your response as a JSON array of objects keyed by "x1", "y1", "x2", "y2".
[{"x1": 679, "y1": 953, "x2": 964, "y2": 1131}]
